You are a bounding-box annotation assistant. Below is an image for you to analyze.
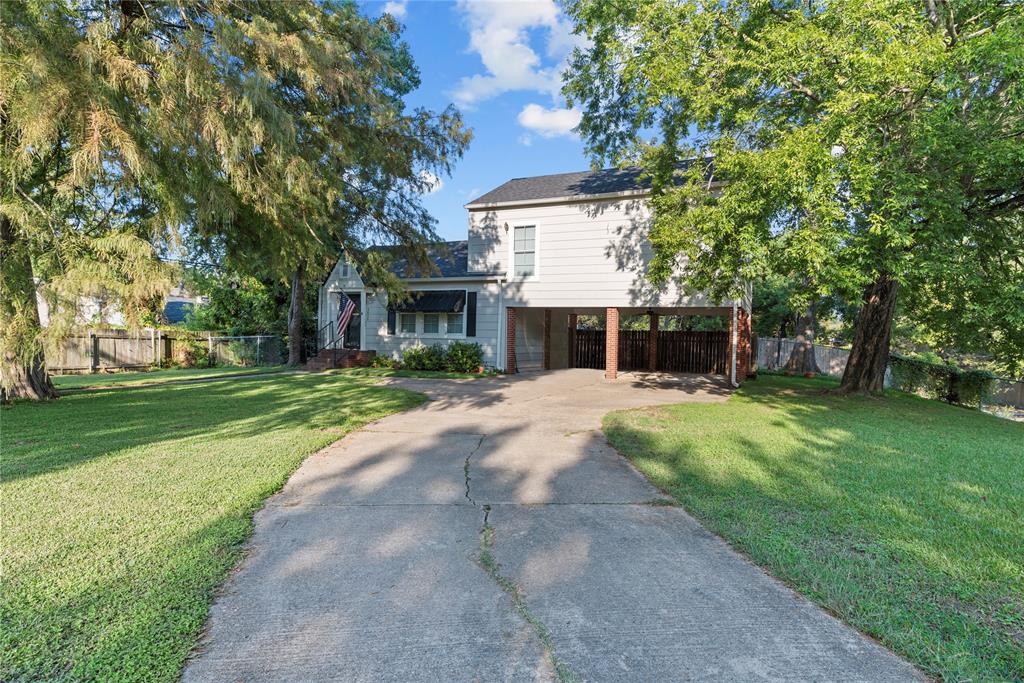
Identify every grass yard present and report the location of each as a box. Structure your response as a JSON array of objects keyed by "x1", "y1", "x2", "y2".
[
  {"x1": 340, "y1": 367, "x2": 493, "y2": 379},
  {"x1": 51, "y1": 365, "x2": 285, "y2": 391},
  {"x1": 604, "y1": 374, "x2": 1024, "y2": 681},
  {"x1": 1, "y1": 373, "x2": 424, "y2": 682}
]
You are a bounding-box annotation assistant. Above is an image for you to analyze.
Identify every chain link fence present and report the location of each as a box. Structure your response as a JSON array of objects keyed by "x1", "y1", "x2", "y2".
[
  {"x1": 756, "y1": 336, "x2": 1023, "y2": 413},
  {"x1": 209, "y1": 335, "x2": 283, "y2": 367}
]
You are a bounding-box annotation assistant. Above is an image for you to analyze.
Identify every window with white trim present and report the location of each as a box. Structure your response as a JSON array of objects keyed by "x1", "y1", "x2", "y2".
[
  {"x1": 422, "y1": 313, "x2": 440, "y2": 334},
  {"x1": 399, "y1": 312, "x2": 416, "y2": 333},
  {"x1": 447, "y1": 312, "x2": 464, "y2": 335},
  {"x1": 513, "y1": 225, "x2": 536, "y2": 277}
]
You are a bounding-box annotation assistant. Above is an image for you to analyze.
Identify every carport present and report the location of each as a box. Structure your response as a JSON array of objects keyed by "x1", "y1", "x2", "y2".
[{"x1": 505, "y1": 306, "x2": 752, "y2": 385}]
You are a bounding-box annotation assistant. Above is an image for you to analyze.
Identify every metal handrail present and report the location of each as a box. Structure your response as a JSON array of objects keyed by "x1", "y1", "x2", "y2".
[{"x1": 315, "y1": 320, "x2": 342, "y2": 367}]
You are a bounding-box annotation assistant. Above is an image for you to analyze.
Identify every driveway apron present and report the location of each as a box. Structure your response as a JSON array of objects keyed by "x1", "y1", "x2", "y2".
[{"x1": 183, "y1": 369, "x2": 922, "y2": 682}]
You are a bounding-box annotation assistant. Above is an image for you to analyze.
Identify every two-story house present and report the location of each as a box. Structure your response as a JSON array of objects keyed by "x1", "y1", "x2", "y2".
[{"x1": 316, "y1": 166, "x2": 752, "y2": 384}]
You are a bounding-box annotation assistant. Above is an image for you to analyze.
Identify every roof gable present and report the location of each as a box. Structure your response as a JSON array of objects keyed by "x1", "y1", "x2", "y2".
[{"x1": 466, "y1": 159, "x2": 710, "y2": 207}]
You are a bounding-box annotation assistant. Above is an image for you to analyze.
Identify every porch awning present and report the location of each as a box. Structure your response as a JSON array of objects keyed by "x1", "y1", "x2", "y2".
[{"x1": 395, "y1": 290, "x2": 466, "y2": 313}]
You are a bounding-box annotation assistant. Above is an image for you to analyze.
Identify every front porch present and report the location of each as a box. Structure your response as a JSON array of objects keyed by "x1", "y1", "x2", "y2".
[{"x1": 505, "y1": 306, "x2": 752, "y2": 385}]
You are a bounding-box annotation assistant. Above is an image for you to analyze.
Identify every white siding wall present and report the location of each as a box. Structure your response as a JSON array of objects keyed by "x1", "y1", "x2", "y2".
[
  {"x1": 363, "y1": 280, "x2": 502, "y2": 368},
  {"x1": 318, "y1": 256, "x2": 366, "y2": 330},
  {"x1": 469, "y1": 197, "x2": 742, "y2": 309},
  {"x1": 467, "y1": 211, "x2": 506, "y2": 274}
]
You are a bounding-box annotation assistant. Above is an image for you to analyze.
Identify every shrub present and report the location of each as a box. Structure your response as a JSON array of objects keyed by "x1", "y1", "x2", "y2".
[
  {"x1": 370, "y1": 354, "x2": 401, "y2": 369},
  {"x1": 226, "y1": 340, "x2": 257, "y2": 367},
  {"x1": 174, "y1": 337, "x2": 210, "y2": 368},
  {"x1": 401, "y1": 344, "x2": 446, "y2": 371},
  {"x1": 889, "y1": 355, "x2": 995, "y2": 408},
  {"x1": 444, "y1": 341, "x2": 484, "y2": 373}
]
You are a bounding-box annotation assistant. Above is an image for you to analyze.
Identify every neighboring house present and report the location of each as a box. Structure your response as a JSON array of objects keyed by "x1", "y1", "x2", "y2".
[
  {"x1": 36, "y1": 284, "x2": 208, "y2": 328},
  {"x1": 318, "y1": 166, "x2": 753, "y2": 383},
  {"x1": 37, "y1": 291, "x2": 126, "y2": 328},
  {"x1": 162, "y1": 285, "x2": 209, "y2": 324}
]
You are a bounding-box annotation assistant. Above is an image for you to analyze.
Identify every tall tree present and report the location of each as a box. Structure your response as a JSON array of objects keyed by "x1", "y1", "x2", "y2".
[
  {"x1": 563, "y1": 0, "x2": 1024, "y2": 392},
  {"x1": 783, "y1": 303, "x2": 822, "y2": 375},
  {"x1": 1, "y1": 0, "x2": 469, "y2": 396}
]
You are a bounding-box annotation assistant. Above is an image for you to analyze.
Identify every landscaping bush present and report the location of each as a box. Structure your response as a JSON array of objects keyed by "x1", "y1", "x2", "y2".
[
  {"x1": 370, "y1": 354, "x2": 401, "y2": 369},
  {"x1": 444, "y1": 341, "x2": 484, "y2": 373},
  {"x1": 401, "y1": 344, "x2": 446, "y2": 371},
  {"x1": 889, "y1": 354, "x2": 995, "y2": 408},
  {"x1": 173, "y1": 336, "x2": 211, "y2": 368},
  {"x1": 399, "y1": 342, "x2": 485, "y2": 373},
  {"x1": 226, "y1": 340, "x2": 257, "y2": 366}
]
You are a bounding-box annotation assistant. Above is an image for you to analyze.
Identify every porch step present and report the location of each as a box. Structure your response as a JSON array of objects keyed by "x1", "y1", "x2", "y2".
[{"x1": 304, "y1": 349, "x2": 376, "y2": 372}]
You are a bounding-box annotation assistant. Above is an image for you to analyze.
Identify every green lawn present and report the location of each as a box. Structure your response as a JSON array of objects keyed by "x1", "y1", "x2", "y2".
[
  {"x1": 604, "y1": 374, "x2": 1024, "y2": 681},
  {"x1": 51, "y1": 365, "x2": 285, "y2": 391},
  {"x1": 339, "y1": 367, "x2": 493, "y2": 379},
  {"x1": 1, "y1": 373, "x2": 424, "y2": 682}
]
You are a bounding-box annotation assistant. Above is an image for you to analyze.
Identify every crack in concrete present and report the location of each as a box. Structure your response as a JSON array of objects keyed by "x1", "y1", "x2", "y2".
[
  {"x1": 463, "y1": 434, "x2": 487, "y2": 507},
  {"x1": 458, "y1": 433, "x2": 579, "y2": 681},
  {"x1": 476, "y1": 506, "x2": 579, "y2": 683}
]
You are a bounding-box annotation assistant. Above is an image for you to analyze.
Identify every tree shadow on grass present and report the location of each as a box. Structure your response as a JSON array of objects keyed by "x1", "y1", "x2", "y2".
[
  {"x1": 603, "y1": 374, "x2": 1024, "y2": 680},
  {"x1": 1, "y1": 373, "x2": 425, "y2": 483}
]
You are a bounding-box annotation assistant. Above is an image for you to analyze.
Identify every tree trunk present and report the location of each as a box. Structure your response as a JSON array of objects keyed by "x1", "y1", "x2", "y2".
[
  {"x1": 0, "y1": 213, "x2": 58, "y2": 401},
  {"x1": 286, "y1": 262, "x2": 305, "y2": 366},
  {"x1": 784, "y1": 303, "x2": 822, "y2": 374},
  {"x1": 838, "y1": 274, "x2": 899, "y2": 394}
]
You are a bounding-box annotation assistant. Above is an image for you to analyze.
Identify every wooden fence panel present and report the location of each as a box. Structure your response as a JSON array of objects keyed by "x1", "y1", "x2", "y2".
[
  {"x1": 572, "y1": 328, "x2": 728, "y2": 375},
  {"x1": 573, "y1": 329, "x2": 605, "y2": 369},
  {"x1": 657, "y1": 330, "x2": 729, "y2": 374},
  {"x1": 618, "y1": 330, "x2": 648, "y2": 370},
  {"x1": 96, "y1": 335, "x2": 152, "y2": 368}
]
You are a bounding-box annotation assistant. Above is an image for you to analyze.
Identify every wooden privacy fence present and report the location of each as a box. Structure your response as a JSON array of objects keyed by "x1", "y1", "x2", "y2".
[
  {"x1": 572, "y1": 329, "x2": 729, "y2": 374},
  {"x1": 618, "y1": 330, "x2": 649, "y2": 370},
  {"x1": 46, "y1": 329, "x2": 282, "y2": 373},
  {"x1": 573, "y1": 329, "x2": 606, "y2": 369},
  {"x1": 657, "y1": 330, "x2": 729, "y2": 374},
  {"x1": 990, "y1": 378, "x2": 1024, "y2": 409},
  {"x1": 757, "y1": 337, "x2": 851, "y2": 377}
]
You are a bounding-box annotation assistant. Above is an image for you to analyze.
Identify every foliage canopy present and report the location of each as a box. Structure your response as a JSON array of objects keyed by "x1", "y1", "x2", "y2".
[
  {"x1": 564, "y1": 0, "x2": 1024, "y2": 381},
  {"x1": 1, "y1": 0, "x2": 469, "y2": 397}
]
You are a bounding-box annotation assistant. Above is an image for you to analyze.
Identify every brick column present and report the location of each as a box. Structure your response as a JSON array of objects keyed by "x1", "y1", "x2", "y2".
[
  {"x1": 543, "y1": 308, "x2": 551, "y2": 370},
  {"x1": 505, "y1": 307, "x2": 517, "y2": 374},
  {"x1": 728, "y1": 307, "x2": 736, "y2": 382},
  {"x1": 648, "y1": 313, "x2": 659, "y2": 371},
  {"x1": 738, "y1": 308, "x2": 751, "y2": 380},
  {"x1": 605, "y1": 307, "x2": 619, "y2": 380},
  {"x1": 567, "y1": 313, "x2": 577, "y2": 368}
]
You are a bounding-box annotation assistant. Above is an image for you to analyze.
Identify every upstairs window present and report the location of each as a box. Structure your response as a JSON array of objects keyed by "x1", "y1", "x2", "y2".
[{"x1": 513, "y1": 225, "x2": 536, "y2": 277}]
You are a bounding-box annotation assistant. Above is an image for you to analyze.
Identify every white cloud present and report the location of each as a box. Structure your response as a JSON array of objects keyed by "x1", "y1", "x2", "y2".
[
  {"x1": 382, "y1": 0, "x2": 407, "y2": 18},
  {"x1": 518, "y1": 133, "x2": 534, "y2": 147},
  {"x1": 419, "y1": 170, "x2": 443, "y2": 194},
  {"x1": 452, "y1": 0, "x2": 584, "y2": 109},
  {"x1": 517, "y1": 104, "x2": 581, "y2": 138}
]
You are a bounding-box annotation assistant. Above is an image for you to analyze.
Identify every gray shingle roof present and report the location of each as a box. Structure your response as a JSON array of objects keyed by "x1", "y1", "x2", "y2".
[
  {"x1": 386, "y1": 240, "x2": 469, "y2": 279},
  {"x1": 466, "y1": 160, "x2": 708, "y2": 206}
]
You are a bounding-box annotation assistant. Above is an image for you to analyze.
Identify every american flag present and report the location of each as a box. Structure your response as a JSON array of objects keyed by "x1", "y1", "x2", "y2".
[{"x1": 337, "y1": 291, "x2": 357, "y2": 342}]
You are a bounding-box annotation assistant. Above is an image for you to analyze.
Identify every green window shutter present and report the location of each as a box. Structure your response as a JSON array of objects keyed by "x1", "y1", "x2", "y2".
[{"x1": 466, "y1": 292, "x2": 477, "y2": 337}]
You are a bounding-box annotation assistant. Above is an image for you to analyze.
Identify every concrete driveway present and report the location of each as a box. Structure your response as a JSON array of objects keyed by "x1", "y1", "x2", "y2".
[{"x1": 183, "y1": 369, "x2": 921, "y2": 682}]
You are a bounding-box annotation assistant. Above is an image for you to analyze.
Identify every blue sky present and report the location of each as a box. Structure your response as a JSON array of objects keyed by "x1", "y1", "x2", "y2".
[{"x1": 361, "y1": 0, "x2": 592, "y2": 241}]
